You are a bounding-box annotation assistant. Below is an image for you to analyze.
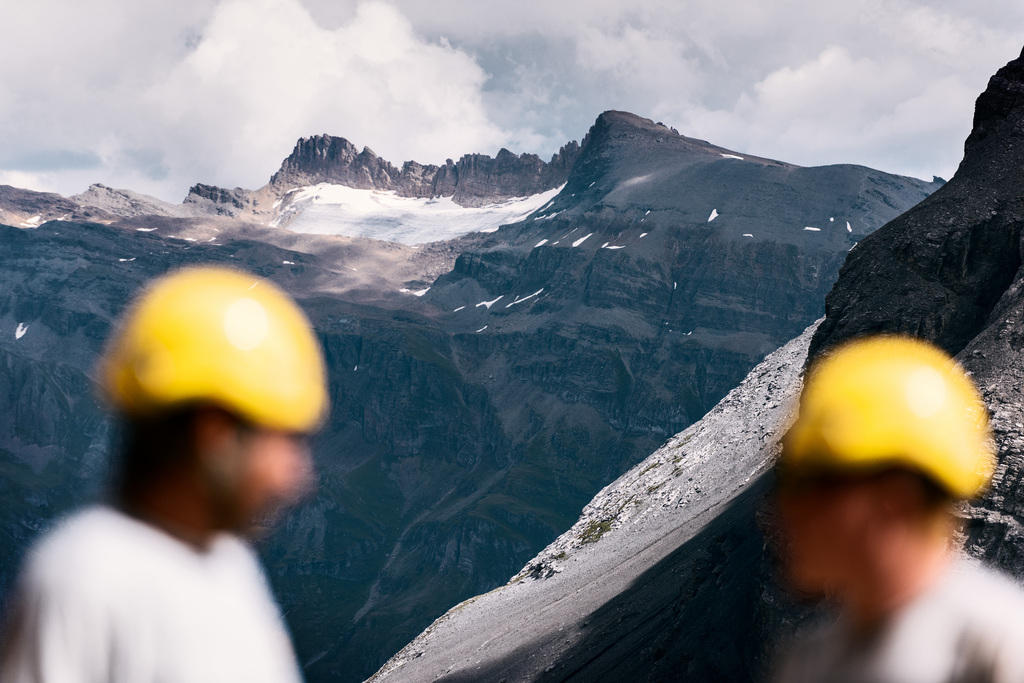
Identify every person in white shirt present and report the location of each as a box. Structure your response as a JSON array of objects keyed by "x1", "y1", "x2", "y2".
[
  {"x1": 773, "y1": 335, "x2": 1024, "y2": 683},
  {"x1": 0, "y1": 266, "x2": 329, "y2": 683}
]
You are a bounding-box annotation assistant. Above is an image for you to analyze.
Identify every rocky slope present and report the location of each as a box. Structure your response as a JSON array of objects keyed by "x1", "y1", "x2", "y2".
[
  {"x1": 0, "y1": 112, "x2": 941, "y2": 681},
  {"x1": 372, "y1": 46, "x2": 1024, "y2": 682},
  {"x1": 371, "y1": 323, "x2": 817, "y2": 682}
]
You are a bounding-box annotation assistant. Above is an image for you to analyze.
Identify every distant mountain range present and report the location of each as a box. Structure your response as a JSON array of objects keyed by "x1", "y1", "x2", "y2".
[
  {"x1": 369, "y1": 46, "x2": 1024, "y2": 682},
  {"x1": 0, "y1": 108, "x2": 941, "y2": 681}
]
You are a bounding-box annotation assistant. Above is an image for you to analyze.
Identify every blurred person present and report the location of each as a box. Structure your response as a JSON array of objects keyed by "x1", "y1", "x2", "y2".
[
  {"x1": 773, "y1": 336, "x2": 1024, "y2": 682},
  {"x1": 0, "y1": 266, "x2": 328, "y2": 683}
]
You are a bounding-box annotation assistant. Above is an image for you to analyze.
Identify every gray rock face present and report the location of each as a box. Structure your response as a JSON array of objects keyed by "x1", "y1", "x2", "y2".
[
  {"x1": 0, "y1": 185, "x2": 116, "y2": 225},
  {"x1": 268, "y1": 134, "x2": 581, "y2": 207},
  {"x1": 182, "y1": 183, "x2": 256, "y2": 217},
  {"x1": 71, "y1": 183, "x2": 200, "y2": 219}
]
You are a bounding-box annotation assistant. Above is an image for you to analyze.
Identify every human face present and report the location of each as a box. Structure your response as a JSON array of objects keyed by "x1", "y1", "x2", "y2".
[
  {"x1": 233, "y1": 428, "x2": 314, "y2": 534},
  {"x1": 196, "y1": 412, "x2": 314, "y2": 536},
  {"x1": 774, "y1": 473, "x2": 880, "y2": 597}
]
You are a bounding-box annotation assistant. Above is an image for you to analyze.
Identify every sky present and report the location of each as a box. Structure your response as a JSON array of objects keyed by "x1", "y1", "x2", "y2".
[{"x1": 1, "y1": 0, "x2": 1022, "y2": 202}]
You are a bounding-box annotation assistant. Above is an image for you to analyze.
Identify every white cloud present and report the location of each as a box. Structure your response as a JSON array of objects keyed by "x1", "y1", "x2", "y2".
[
  {"x1": 0, "y1": 0, "x2": 510, "y2": 200},
  {"x1": 671, "y1": 36, "x2": 1003, "y2": 180},
  {"x1": 148, "y1": 0, "x2": 508, "y2": 194},
  {"x1": 390, "y1": 0, "x2": 1023, "y2": 180},
  {"x1": 1, "y1": 0, "x2": 1022, "y2": 199}
]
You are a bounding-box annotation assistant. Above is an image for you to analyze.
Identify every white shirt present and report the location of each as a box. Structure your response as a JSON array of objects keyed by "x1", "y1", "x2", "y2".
[
  {"x1": 777, "y1": 557, "x2": 1024, "y2": 683},
  {"x1": 0, "y1": 506, "x2": 303, "y2": 683}
]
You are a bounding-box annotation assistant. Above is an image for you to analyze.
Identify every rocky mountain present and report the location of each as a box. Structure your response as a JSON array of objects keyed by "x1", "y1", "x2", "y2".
[
  {"x1": 0, "y1": 184, "x2": 116, "y2": 226},
  {"x1": 268, "y1": 134, "x2": 581, "y2": 207},
  {"x1": 0, "y1": 110, "x2": 941, "y2": 682},
  {"x1": 371, "y1": 46, "x2": 1024, "y2": 682}
]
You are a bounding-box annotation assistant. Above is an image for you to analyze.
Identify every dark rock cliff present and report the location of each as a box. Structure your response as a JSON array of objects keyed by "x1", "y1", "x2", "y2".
[
  {"x1": 810, "y1": 46, "x2": 1024, "y2": 576},
  {"x1": 183, "y1": 182, "x2": 255, "y2": 216}
]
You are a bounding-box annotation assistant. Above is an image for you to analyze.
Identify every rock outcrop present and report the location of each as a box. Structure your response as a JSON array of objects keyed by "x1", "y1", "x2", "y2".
[{"x1": 182, "y1": 182, "x2": 256, "y2": 217}]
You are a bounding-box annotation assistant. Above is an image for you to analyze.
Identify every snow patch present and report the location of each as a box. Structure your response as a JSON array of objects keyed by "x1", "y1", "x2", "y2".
[
  {"x1": 603, "y1": 244, "x2": 626, "y2": 250},
  {"x1": 452, "y1": 306, "x2": 466, "y2": 312},
  {"x1": 534, "y1": 239, "x2": 548, "y2": 248},
  {"x1": 475, "y1": 325, "x2": 488, "y2": 333},
  {"x1": 803, "y1": 226, "x2": 821, "y2": 232},
  {"x1": 707, "y1": 209, "x2": 719, "y2": 222},
  {"x1": 644, "y1": 210, "x2": 651, "y2": 216},
  {"x1": 14, "y1": 323, "x2": 28, "y2": 340},
  {"x1": 136, "y1": 227, "x2": 156, "y2": 232},
  {"x1": 505, "y1": 289, "x2": 544, "y2": 309},
  {"x1": 720, "y1": 154, "x2": 744, "y2": 160},
  {"x1": 282, "y1": 260, "x2": 295, "y2": 265},
  {"x1": 846, "y1": 221, "x2": 853, "y2": 233},
  {"x1": 399, "y1": 287, "x2": 431, "y2": 297},
  {"x1": 273, "y1": 183, "x2": 564, "y2": 245},
  {"x1": 572, "y1": 233, "x2": 593, "y2": 247},
  {"x1": 476, "y1": 296, "x2": 504, "y2": 309},
  {"x1": 25, "y1": 215, "x2": 41, "y2": 225},
  {"x1": 639, "y1": 232, "x2": 648, "y2": 238},
  {"x1": 621, "y1": 175, "x2": 651, "y2": 188},
  {"x1": 742, "y1": 233, "x2": 754, "y2": 238},
  {"x1": 118, "y1": 257, "x2": 136, "y2": 262},
  {"x1": 829, "y1": 217, "x2": 835, "y2": 222}
]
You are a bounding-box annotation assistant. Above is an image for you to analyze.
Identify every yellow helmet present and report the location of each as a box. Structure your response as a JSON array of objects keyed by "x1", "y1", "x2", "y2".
[
  {"x1": 99, "y1": 266, "x2": 328, "y2": 432},
  {"x1": 782, "y1": 336, "x2": 995, "y2": 499}
]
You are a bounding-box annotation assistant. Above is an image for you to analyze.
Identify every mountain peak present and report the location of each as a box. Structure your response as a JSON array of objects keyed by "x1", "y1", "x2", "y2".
[
  {"x1": 810, "y1": 44, "x2": 1024, "y2": 360},
  {"x1": 577, "y1": 110, "x2": 739, "y2": 163},
  {"x1": 594, "y1": 110, "x2": 674, "y2": 133},
  {"x1": 963, "y1": 46, "x2": 1024, "y2": 163}
]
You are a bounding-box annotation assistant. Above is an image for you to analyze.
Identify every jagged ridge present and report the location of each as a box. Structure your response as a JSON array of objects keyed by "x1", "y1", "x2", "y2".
[{"x1": 268, "y1": 134, "x2": 581, "y2": 207}]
